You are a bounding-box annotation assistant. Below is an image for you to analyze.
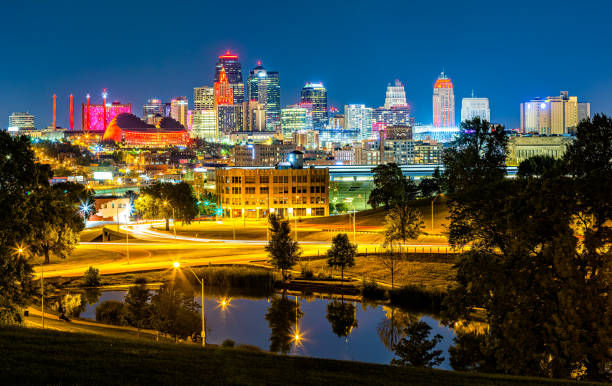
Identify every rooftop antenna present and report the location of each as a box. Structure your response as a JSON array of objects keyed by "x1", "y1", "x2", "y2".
[{"x1": 471, "y1": 89, "x2": 475, "y2": 98}]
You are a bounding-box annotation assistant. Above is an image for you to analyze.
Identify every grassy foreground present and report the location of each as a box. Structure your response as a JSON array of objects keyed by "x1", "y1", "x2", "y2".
[{"x1": 0, "y1": 328, "x2": 582, "y2": 385}]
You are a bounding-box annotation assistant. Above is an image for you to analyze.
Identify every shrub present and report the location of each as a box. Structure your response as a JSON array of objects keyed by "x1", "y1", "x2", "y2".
[
  {"x1": 61, "y1": 293, "x2": 85, "y2": 317},
  {"x1": 361, "y1": 278, "x2": 387, "y2": 300},
  {"x1": 84, "y1": 267, "x2": 101, "y2": 287},
  {"x1": 193, "y1": 266, "x2": 277, "y2": 292},
  {"x1": 300, "y1": 265, "x2": 314, "y2": 279},
  {"x1": 96, "y1": 300, "x2": 127, "y2": 326},
  {"x1": 222, "y1": 339, "x2": 235, "y2": 348},
  {"x1": 388, "y1": 285, "x2": 445, "y2": 312}
]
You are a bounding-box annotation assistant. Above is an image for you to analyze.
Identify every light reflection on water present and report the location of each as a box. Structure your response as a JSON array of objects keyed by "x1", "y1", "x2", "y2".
[{"x1": 81, "y1": 290, "x2": 455, "y2": 369}]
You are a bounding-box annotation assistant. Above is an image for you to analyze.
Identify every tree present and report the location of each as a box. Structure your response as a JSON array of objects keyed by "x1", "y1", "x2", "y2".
[
  {"x1": 326, "y1": 299, "x2": 358, "y2": 338},
  {"x1": 265, "y1": 214, "x2": 301, "y2": 281},
  {"x1": 377, "y1": 307, "x2": 419, "y2": 351},
  {"x1": 83, "y1": 267, "x2": 101, "y2": 287},
  {"x1": 562, "y1": 114, "x2": 611, "y2": 177},
  {"x1": 124, "y1": 278, "x2": 151, "y2": 336},
  {"x1": 391, "y1": 321, "x2": 444, "y2": 368},
  {"x1": 96, "y1": 301, "x2": 127, "y2": 325},
  {"x1": 334, "y1": 202, "x2": 348, "y2": 213},
  {"x1": 198, "y1": 191, "x2": 218, "y2": 216},
  {"x1": 382, "y1": 205, "x2": 424, "y2": 289},
  {"x1": 136, "y1": 182, "x2": 198, "y2": 231},
  {"x1": 443, "y1": 116, "x2": 612, "y2": 381},
  {"x1": 53, "y1": 181, "x2": 96, "y2": 215},
  {"x1": 264, "y1": 294, "x2": 303, "y2": 354},
  {"x1": 326, "y1": 233, "x2": 356, "y2": 284},
  {"x1": 27, "y1": 186, "x2": 84, "y2": 263},
  {"x1": 368, "y1": 163, "x2": 418, "y2": 209},
  {"x1": 418, "y1": 177, "x2": 440, "y2": 197},
  {"x1": 149, "y1": 283, "x2": 201, "y2": 342},
  {"x1": 517, "y1": 155, "x2": 562, "y2": 178},
  {"x1": 0, "y1": 249, "x2": 34, "y2": 325}
]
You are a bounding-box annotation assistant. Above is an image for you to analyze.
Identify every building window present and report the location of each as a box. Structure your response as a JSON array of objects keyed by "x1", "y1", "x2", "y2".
[
  {"x1": 232, "y1": 187, "x2": 241, "y2": 194},
  {"x1": 245, "y1": 176, "x2": 255, "y2": 184},
  {"x1": 245, "y1": 187, "x2": 255, "y2": 194},
  {"x1": 260, "y1": 176, "x2": 269, "y2": 184},
  {"x1": 232, "y1": 176, "x2": 241, "y2": 184},
  {"x1": 260, "y1": 187, "x2": 269, "y2": 194}
]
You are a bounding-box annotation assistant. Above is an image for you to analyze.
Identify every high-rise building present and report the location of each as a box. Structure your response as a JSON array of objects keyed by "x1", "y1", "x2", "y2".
[
  {"x1": 143, "y1": 98, "x2": 164, "y2": 124},
  {"x1": 384, "y1": 79, "x2": 408, "y2": 108},
  {"x1": 214, "y1": 50, "x2": 244, "y2": 104},
  {"x1": 242, "y1": 100, "x2": 266, "y2": 132},
  {"x1": 247, "y1": 62, "x2": 280, "y2": 131},
  {"x1": 300, "y1": 83, "x2": 327, "y2": 129},
  {"x1": 461, "y1": 95, "x2": 490, "y2": 123},
  {"x1": 170, "y1": 97, "x2": 188, "y2": 128},
  {"x1": 432, "y1": 72, "x2": 455, "y2": 127},
  {"x1": 520, "y1": 91, "x2": 590, "y2": 135},
  {"x1": 192, "y1": 86, "x2": 217, "y2": 141},
  {"x1": 281, "y1": 105, "x2": 309, "y2": 140},
  {"x1": 8, "y1": 112, "x2": 35, "y2": 131},
  {"x1": 344, "y1": 104, "x2": 373, "y2": 140}
]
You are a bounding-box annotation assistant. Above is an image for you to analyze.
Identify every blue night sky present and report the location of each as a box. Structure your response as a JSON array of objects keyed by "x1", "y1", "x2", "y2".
[{"x1": 1, "y1": 0, "x2": 610, "y2": 130}]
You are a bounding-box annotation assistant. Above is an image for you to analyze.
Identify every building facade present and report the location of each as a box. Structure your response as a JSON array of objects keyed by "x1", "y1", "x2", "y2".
[
  {"x1": 242, "y1": 100, "x2": 266, "y2": 132},
  {"x1": 192, "y1": 86, "x2": 217, "y2": 141},
  {"x1": 432, "y1": 72, "x2": 455, "y2": 128},
  {"x1": 8, "y1": 112, "x2": 35, "y2": 131},
  {"x1": 384, "y1": 79, "x2": 408, "y2": 108},
  {"x1": 281, "y1": 105, "x2": 309, "y2": 141},
  {"x1": 507, "y1": 135, "x2": 574, "y2": 165},
  {"x1": 300, "y1": 83, "x2": 328, "y2": 129},
  {"x1": 170, "y1": 97, "x2": 189, "y2": 128},
  {"x1": 520, "y1": 91, "x2": 590, "y2": 135},
  {"x1": 344, "y1": 104, "x2": 373, "y2": 140},
  {"x1": 232, "y1": 143, "x2": 295, "y2": 167},
  {"x1": 461, "y1": 97, "x2": 490, "y2": 123},
  {"x1": 247, "y1": 62, "x2": 281, "y2": 131},
  {"x1": 216, "y1": 166, "x2": 329, "y2": 218},
  {"x1": 214, "y1": 50, "x2": 244, "y2": 104},
  {"x1": 143, "y1": 98, "x2": 164, "y2": 125}
]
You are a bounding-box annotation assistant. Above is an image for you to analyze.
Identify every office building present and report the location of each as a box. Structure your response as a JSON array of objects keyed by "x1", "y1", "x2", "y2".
[
  {"x1": 461, "y1": 95, "x2": 490, "y2": 123},
  {"x1": 192, "y1": 86, "x2": 217, "y2": 141},
  {"x1": 281, "y1": 105, "x2": 309, "y2": 141},
  {"x1": 170, "y1": 97, "x2": 188, "y2": 128},
  {"x1": 247, "y1": 62, "x2": 281, "y2": 131},
  {"x1": 520, "y1": 91, "x2": 590, "y2": 135},
  {"x1": 433, "y1": 72, "x2": 455, "y2": 127},
  {"x1": 143, "y1": 98, "x2": 164, "y2": 124},
  {"x1": 344, "y1": 104, "x2": 373, "y2": 140},
  {"x1": 384, "y1": 79, "x2": 408, "y2": 108},
  {"x1": 242, "y1": 100, "x2": 266, "y2": 132},
  {"x1": 194, "y1": 86, "x2": 215, "y2": 110},
  {"x1": 8, "y1": 112, "x2": 35, "y2": 131},
  {"x1": 232, "y1": 143, "x2": 295, "y2": 166},
  {"x1": 214, "y1": 50, "x2": 244, "y2": 104},
  {"x1": 300, "y1": 83, "x2": 327, "y2": 129},
  {"x1": 292, "y1": 130, "x2": 319, "y2": 150},
  {"x1": 507, "y1": 135, "x2": 575, "y2": 165},
  {"x1": 216, "y1": 161, "x2": 329, "y2": 218}
]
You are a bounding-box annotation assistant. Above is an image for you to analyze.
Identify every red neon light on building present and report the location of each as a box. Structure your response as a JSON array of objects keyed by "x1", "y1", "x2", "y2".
[
  {"x1": 82, "y1": 103, "x2": 131, "y2": 131},
  {"x1": 86, "y1": 94, "x2": 90, "y2": 131},
  {"x1": 214, "y1": 66, "x2": 233, "y2": 105},
  {"x1": 53, "y1": 94, "x2": 56, "y2": 129},
  {"x1": 219, "y1": 50, "x2": 238, "y2": 59},
  {"x1": 69, "y1": 94, "x2": 73, "y2": 130}
]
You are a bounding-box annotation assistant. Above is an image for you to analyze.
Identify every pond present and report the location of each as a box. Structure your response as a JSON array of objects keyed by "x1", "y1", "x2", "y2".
[{"x1": 81, "y1": 290, "x2": 456, "y2": 370}]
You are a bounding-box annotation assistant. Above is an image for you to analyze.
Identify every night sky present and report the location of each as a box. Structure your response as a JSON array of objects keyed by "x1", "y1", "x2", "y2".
[{"x1": 2, "y1": 0, "x2": 611, "y2": 130}]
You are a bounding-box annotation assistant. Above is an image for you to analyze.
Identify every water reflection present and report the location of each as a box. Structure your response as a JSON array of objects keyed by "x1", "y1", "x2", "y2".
[
  {"x1": 326, "y1": 299, "x2": 358, "y2": 339},
  {"x1": 264, "y1": 293, "x2": 304, "y2": 354},
  {"x1": 377, "y1": 306, "x2": 420, "y2": 350}
]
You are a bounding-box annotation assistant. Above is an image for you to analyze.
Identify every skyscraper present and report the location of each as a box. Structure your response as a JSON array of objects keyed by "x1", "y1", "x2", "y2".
[
  {"x1": 214, "y1": 50, "x2": 244, "y2": 104},
  {"x1": 170, "y1": 97, "x2": 188, "y2": 128},
  {"x1": 432, "y1": 72, "x2": 455, "y2": 127},
  {"x1": 8, "y1": 112, "x2": 35, "y2": 131},
  {"x1": 242, "y1": 100, "x2": 266, "y2": 132},
  {"x1": 345, "y1": 104, "x2": 374, "y2": 140},
  {"x1": 143, "y1": 98, "x2": 164, "y2": 124},
  {"x1": 215, "y1": 67, "x2": 239, "y2": 136},
  {"x1": 247, "y1": 61, "x2": 280, "y2": 131},
  {"x1": 520, "y1": 91, "x2": 590, "y2": 135},
  {"x1": 281, "y1": 105, "x2": 309, "y2": 140},
  {"x1": 300, "y1": 83, "x2": 328, "y2": 129},
  {"x1": 461, "y1": 94, "x2": 490, "y2": 123},
  {"x1": 192, "y1": 86, "x2": 217, "y2": 141},
  {"x1": 384, "y1": 79, "x2": 407, "y2": 108}
]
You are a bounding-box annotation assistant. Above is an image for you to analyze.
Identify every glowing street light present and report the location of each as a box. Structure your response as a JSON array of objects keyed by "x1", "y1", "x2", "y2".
[{"x1": 172, "y1": 261, "x2": 205, "y2": 347}]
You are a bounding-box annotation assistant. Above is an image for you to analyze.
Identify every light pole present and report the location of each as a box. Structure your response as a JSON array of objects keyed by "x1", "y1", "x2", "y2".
[
  {"x1": 344, "y1": 198, "x2": 356, "y2": 243},
  {"x1": 125, "y1": 203, "x2": 133, "y2": 264},
  {"x1": 172, "y1": 261, "x2": 205, "y2": 347}
]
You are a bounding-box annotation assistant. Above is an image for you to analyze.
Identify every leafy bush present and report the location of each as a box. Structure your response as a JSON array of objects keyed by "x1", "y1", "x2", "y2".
[
  {"x1": 389, "y1": 285, "x2": 445, "y2": 312},
  {"x1": 361, "y1": 278, "x2": 387, "y2": 300},
  {"x1": 300, "y1": 264, "x2": 314, "y2": 279},
  {"x1": 95, "y1": 300, "x2": 127, "y2": 326},
  {"x1": 222, "y1": 339, "x2": 235, "y2": 348},
  {"x1": 61, "y1": 293, "x2": 85, "y2": 317},
  {"x1": 194, "y1": 266, "x2": 277, "y2": 292},
  {"x1": 84, "y1": 267, "x2": 101, "y2": 287}
]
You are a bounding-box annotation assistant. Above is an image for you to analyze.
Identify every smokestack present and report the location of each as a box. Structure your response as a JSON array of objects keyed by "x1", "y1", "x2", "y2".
[
  {"x1": 53, "y1": 94, "x2": 57, "y2": 129},
  {"x1": 86, "y1": 94, "x2": 90, "y2": 131},
  {"x1": 102, "y1": 88, "x2": 108, "y2": 129},
  {"x1": 69, "y1": 94, "x2": 74, "y2": 130}
]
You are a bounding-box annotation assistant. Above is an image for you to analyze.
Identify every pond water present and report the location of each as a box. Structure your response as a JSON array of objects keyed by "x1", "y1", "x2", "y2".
[{"x1": 81, "y1": 290, "x2": 456, "y2": 370}]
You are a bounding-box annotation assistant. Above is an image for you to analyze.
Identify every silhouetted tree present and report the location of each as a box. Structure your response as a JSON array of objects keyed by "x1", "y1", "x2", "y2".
[
  {"x1": 392, "y1": 321, "x2": 444, "y2": 368},
  {"x1": 124, "y1": 278, "x2": 151, "y2": 336},
  {"x1": 265, "y1": 214, "x2": 301, "y2": 280},
  {"x1": 265, "y1": 294, "x2": 303, "y2": 354},
  {"x1": 368, "y1": 163, "x2": 418, "y2": 209},
  {"x1": 326, "y1": 299, "x2": 358, "y2": 338},
  {"x1": 136, "y1": 182, "x2": 198, "y2": 231},
  {"x1": 326, "y1": 233, "x2": 357, "y2": 284}
]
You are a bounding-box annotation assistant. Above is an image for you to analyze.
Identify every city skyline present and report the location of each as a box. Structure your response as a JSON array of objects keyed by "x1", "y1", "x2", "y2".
[{"x1": 1, "y1": 1, "x2": 611, "y2": 130}]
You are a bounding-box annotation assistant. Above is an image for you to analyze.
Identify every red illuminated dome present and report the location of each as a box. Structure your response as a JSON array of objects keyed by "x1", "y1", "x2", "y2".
[{"x1": 102, "y1": 113, "x2": 188, "y2": 147}]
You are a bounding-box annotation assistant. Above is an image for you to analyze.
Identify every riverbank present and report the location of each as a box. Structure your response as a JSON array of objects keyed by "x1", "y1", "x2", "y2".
[{"x1": 0, "y1": 327, "x2": 582, "y2": 385}]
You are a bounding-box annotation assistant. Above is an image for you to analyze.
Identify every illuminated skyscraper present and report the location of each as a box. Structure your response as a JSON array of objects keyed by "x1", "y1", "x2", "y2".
[
  {"x1": 345, "y1": 104, "x2": 373, "y2": 139},
  {"x1": 520, "y1": 91, "x2": 590, "y2": 135},
  {"x1": 281, "y1": 105, "x2": 308, "y2": 140},
  {"x1": 461, "y1": 94, "x2": 490, "y2": 123},
  {"x1": 170, "y1": 97, "x2": 188, "y2": 128},
  {"x1": 247, "y1": 62, "x2": 280, "y2": 131},
  {"x1": 432, "y1": 72, "x2": 455, "y2": 127},
  {"x1": 143, "y1": 98, "x2": 164, "y2": 124},
  {"x1": 8, "y1": 112, "x2": 35, "y2": 131},
  {"x1": 192, "y1": 86, "x2": 217, "y2": 141},
  {"x1": 384, "y1": 79, "x2": 407, "y2": 108},
  {"x1": 300, "y1": 83, "x2": 327, "y2": 129},
  {"x1": 214, "y1": 50, "x2": 244, "y2": 104},
  {"x1": 242, "y1": 100, "x2": 266, "y2": 132}
]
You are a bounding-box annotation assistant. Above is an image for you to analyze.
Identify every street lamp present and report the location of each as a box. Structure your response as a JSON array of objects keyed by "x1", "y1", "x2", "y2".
[
  {"x1": 344, "y1": 198, "x2": 356, "y2": 243},
  {"x1": 163, "y1": 201, "x2": 176, "y2": 239},
  {"x1": 172, "y1": 261, "x2": 205, "y2": 347}
]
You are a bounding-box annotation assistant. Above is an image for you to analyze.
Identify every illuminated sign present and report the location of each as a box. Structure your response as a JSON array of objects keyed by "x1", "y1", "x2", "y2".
[{"x1": 93, "y1": 171, "x2": 113, "y2": 180}]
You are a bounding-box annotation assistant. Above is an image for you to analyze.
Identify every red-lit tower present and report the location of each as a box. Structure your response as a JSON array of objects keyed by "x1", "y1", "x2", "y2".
[
  {"x1": 214, "y1": 67, "x2": 233, "y2": 105},
  {"x1": 69, "y1": 94, "x2": 74, "y2": 130},
  {"x1": 102, "y1": 88, "x2": 108, "y2": 128},
  {"x1": 432, "y1": 72, "x2": 455, "y2": 127},
  {"x1": 53, "y1": 93, "x2": 57, "y2": 128},
  {"x1": 86, "y1": 94, "x2": 90, "y2": 131}
]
